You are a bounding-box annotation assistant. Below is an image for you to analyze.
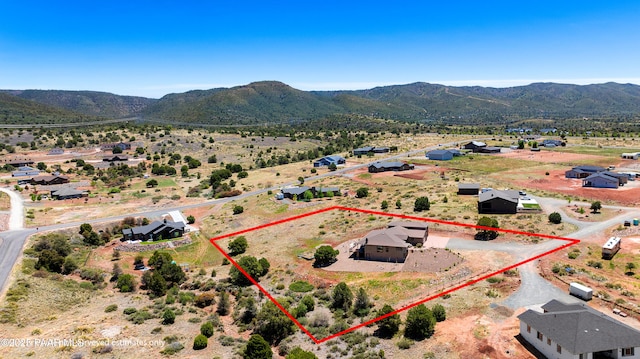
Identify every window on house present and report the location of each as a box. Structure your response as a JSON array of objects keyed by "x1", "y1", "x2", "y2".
[
  {"x1": 547, "y1": 338, "x2": 551, "y2": 346},
  {"x1": 579, "y1": 354, "x2": 584, "y2": 359},
  {"x1": 376, "y1": 246, "x2": 383, "y2": 253},
  {"x1": 623, "y1": 348, "x2": 635, "y2": 356},
  {"x1": 537, "y1": 332, "x2": 543, "y2": 341},
  {"x1": 557, "y1": 344, "x2": 562, "y2": 354},
  {"x1": 526, "y1": 325, "x2": 531, "y2": 333}
]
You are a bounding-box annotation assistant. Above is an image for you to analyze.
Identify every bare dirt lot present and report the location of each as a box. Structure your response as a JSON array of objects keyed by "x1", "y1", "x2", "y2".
[{"x1": 497, "y1": 149, "x2": 609, "y2": 164}]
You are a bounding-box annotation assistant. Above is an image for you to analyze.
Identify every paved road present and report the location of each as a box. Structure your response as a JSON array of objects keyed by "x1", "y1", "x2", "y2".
[
  {"x1": 500, "y1": 200, "x2": 640, "y2": 309},
  {"x1": 0, "y1": 188, "x2": 24, "y2": 230},
  {"x1": 0, "y1": 139, "x2": 470, "y2": 295},
  {"x1": 0, "y1": 187, "x2": 27, "y2": 295}
]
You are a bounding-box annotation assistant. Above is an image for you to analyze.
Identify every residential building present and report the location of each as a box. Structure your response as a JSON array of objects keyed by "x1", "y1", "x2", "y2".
[
  {"x1": 386, "y1": 221, "x2": 429, "y2": 246},
  {"x1": 565, "y1": 166, "x2": 607, "y2": 179},
  {"x1": 463, "y1": 141, "x2": 487, "y2": 152},
  {"x1": 311, "y1": 186, "x2": 341, "y2": 197},
  {"x1": 281, "y1": 186, "x2": 310, "y2": 199},
  {"x1": 50, "y1": 187, "x2": 87, "y2": 200},
  {"x1": 372, "y1": 146, "x2": 390, "y2": 153},
  {"x1": 280, "y1": 186, "x2": 340, "y2": 199},
  {"x1": 122, "y1": 219, "x2": 185, "y2": 241},
  {"x1": 368, "y1": 161, "x2": 414, "y2": 173},
  {"x1": 543, "y1": 139, "x2": 565, "y2": 147},
  {"x1": 478, "y1": 189, "x2": 519, "y2": 214},
  {"x1": 313, "y1": 155, "x2": 346, "y2": 167},
  {"x1": 4, "y1": 160, "x2": 35, "y2": 167},
  {"x1": 426, "y1": 149, "x2": 454, "y2": 161},
  {"x1": 458, "y1": 183, "x2": 480, "y2": 195},
  {"x1": 103, "y1": 155, "x2": 129, "y2": 162},
  {"x1": 30, "y1": 175, "x2": 70, "y2": 186},
  {"x1": 582, "y1": 173, "x2": 620, "y2": 189},
  {"x1": 353, "y1": 146, "x2": 390, "y2": 155},
  {"x1": 353, "y1": 146, "x2": 375, "y2": 155},
  {"x1": 518, "y1": 299, "x2": 640, "y2": 359},
  {"x1": 11, "y1": 166, "x2": 40, "y2": 177},
  {"x1": 356, "y1": 221, "x2": 428, "y2": 263},
  {"x1": 101, "y1": 142, "x2": 131, "y2": 151},
  {"x1": 477, "y1": 146, "x2": 502, "y2": 154}
]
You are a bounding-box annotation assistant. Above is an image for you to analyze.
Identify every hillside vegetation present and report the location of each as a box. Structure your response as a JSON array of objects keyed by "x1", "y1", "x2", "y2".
[
  {"x1": 1, "y1": 90, "x2": 156, "y2": 118},
  {"x1": 4, "y1": 81, "x2": 640, "y2": 126},
  {"x1": 0, "y1": 92, "x2": 108, "y2": 125},
  {"x1": 142, "y1": 81, "x2": 640, "y2": 125}
]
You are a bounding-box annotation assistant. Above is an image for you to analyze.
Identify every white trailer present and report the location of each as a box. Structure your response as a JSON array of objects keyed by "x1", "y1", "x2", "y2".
[
  {"x1": 569, "y1": 282, "x2": 593, "y2": 301},
  {"x1": 602, "y1": 236, "x2": 621, "y2": 259}
]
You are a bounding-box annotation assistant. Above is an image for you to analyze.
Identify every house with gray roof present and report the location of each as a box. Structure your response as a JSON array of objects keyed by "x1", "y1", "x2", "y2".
[
  {"x1": 30, "y1": 175, "x2": 69, "y2": 186},
  {"x1": 478, "y1": 189, "x2": 519, "y2": 214},
  {"x1": 313, "y1": 155, "x2": 346, "y2": 167},
  {"x1": 518, "y1": 299, "x2": 640, "y2": 359},
  {"x1": 477, "y1": 146, "x2": 502, "y2": 154},
  {"x1": 103, "y1": 154, "x2": 129, "y2": 162},
  {"x1": 353, "y1": 146, "x2": 390, "y2": 156},
  {"x1": 353, "y1": 146, "x2": 375, "y2": 155},
  {"x1": 281, "y1": 186, "x2": 340, "y2": 200},
  {"x1": 11, "y1": 166, "x2": 40, "y2": 177},
  {"x1": 368, "y1": 161, "x2": 414, "y2": 173},
  {"x1": 50, "y1": 187, "x2": 87, "y2": 200},
  {"x1": 582, "y1": 173, "x2": 623, "y2": 189},
  {"x1": 566, "y1": 165, "x2": 607, "y2": 179},
  {"x1": 122, "y1": 219, "x2": 185, "y2": 241},
  {"x1": 281, "y1": 186, "x2": 310, "y2": 199},
  {"x1": 356, "y1": 221, "x2": 428, "y2": 262},
  {"x1": 463, "y1": 141, "x2": 487, "y2": 152},
  {"x1": 426, "y1": 149, "x2": 453, "y2": 161},
  {"x1": 458, "y1": 183, "x2": 480, "y2": 195}
]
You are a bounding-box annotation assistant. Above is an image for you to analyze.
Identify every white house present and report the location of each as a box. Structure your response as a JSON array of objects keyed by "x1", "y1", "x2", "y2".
[{"x1": 518, "y1": 300, "x2": 640, "y2": 359}]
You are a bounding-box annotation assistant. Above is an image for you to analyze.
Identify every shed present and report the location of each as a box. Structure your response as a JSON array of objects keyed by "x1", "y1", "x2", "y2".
[{"x1": 458, "y1": 183, "x2": 480, "y2": 195}]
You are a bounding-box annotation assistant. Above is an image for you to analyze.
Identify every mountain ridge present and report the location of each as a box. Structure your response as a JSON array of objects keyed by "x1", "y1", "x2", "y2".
[{"x1": 3, "y1": 81, "x2": 640, "y2": 125}]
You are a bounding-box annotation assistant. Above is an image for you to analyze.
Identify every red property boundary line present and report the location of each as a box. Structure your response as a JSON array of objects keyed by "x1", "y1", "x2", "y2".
[{"x1": 210, "y1": 205, "x2": 579, "y2": 345}]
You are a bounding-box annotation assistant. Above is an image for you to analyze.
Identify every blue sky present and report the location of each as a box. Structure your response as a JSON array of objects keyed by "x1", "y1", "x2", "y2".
[{"x1": 1, "y1": 1, "x2": 639, "y2": 98}]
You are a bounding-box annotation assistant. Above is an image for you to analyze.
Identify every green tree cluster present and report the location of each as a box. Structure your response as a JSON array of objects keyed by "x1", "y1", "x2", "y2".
[
  {"x1": 228, "y1": 236, "x2": 248, "y2": 255},
  {"x1": 254, "y1": 301, "x2": 295, "y2": 344},
  {"x1": 229, "y1": 256, "x2": 270, "y2": 286},
  {"x1": 414, "y1": 197, "x2": 430, "y2": 211},
  {"x1": 313, "y1": 245, "x2": 339, "y2": 267},
  {"x1": 475, "y1": 217, "x2": 499, "y2": 241}
]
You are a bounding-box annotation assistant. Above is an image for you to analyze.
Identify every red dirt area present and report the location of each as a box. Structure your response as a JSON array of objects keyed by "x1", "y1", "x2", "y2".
[
  {"x1": 497, "y1": 150, "x2": 608, "y2": 164},
  {"x1": 434, "y1": 308, "x2": 530, "y2": 359},
  {"x1": 511, "y1": 170, "x2": 640, "y2": 206},
  {"x1": 346, "y1": 165, "x2": 442, "y2": 184}
]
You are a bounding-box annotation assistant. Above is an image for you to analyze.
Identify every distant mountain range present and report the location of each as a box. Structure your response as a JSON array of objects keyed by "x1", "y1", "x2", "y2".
[{"x1": 2, "y1": 81, "x2": 640, "y2": 126}]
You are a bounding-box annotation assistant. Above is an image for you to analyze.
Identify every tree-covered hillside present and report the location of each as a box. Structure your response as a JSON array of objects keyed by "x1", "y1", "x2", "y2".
[
  {"x1": 2, "y1": 90, "x2": 156, "y2": 118},
  {"x1": 0, "y1": 92, "x2": 108, "y2": 125},
  {"x1": 4, "y1": 81, "x2": 640, "y2": 126}
]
